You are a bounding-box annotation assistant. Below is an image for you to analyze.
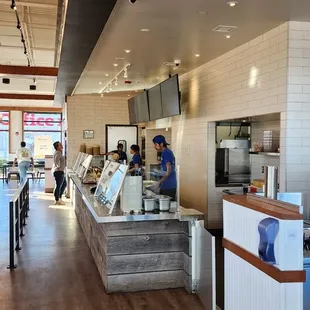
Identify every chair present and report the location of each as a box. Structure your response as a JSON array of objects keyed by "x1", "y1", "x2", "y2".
[
  {"x1": 26, "y1": 168, "x2": 37, "y2": 182},
  {"x1": 37, "y1": 168, "x2": 45, "y2": 182},
  {"x1": 6, "y1": 168, "x2": 20, "y2": 183}
]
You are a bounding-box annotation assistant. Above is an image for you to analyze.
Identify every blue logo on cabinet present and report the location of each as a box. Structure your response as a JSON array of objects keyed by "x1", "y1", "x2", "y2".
[{"x1": 258, "y1": 218, "x2": 279, "y2": 265}]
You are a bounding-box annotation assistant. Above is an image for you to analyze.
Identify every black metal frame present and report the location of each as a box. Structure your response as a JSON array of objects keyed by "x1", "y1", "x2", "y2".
[{"x1": 7, "y1": 179, "x2": 30, "y2": 269}]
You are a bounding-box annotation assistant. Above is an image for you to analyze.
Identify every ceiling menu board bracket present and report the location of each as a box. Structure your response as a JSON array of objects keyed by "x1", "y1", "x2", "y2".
[{"x1": 128, "y1": 74, "x2": 181, "y2": 124}]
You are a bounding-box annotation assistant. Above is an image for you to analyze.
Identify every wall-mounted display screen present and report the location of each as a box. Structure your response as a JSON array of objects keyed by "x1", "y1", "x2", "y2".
[
  {"x1": 135, "y1": 92, "x2": 149, "y2": 123},
  {"x1": 160, "y1": 74, "x2": 181, "y2": 118},
  {"x1": 127, "y1": 74, "x2": 180, "y2": 124},
  {"x1": 128, "y1": 97, "x2": 138, "y2": 125},
  {"x1": 148, "y1": 84, "x2": 163, "y2": 121}
]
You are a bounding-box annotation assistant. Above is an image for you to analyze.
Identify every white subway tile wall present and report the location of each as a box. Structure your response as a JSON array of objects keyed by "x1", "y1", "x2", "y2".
[
  {"x1": 66, "y1": 95, "x2": 129, "y2": 167},
  {"x1": 171, "y1": 23, "x2": 288, "y2": 226},
  {"x1": 285, "y1": 21, "x2": 310, "y2": 201}
]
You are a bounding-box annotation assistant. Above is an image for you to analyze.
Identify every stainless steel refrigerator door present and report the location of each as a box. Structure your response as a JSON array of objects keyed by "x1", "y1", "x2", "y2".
[
  {"x1": 192, "y1": 220, "x2": 216, "y2": 310},
  {"x1": 228, "y1": 149, "x2": 251, "y2": 175}
]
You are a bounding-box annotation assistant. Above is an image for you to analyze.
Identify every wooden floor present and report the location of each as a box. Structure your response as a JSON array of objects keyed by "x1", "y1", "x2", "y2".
[{"x1": 0, "y1": 181, "x2": 204, "y2": 310}]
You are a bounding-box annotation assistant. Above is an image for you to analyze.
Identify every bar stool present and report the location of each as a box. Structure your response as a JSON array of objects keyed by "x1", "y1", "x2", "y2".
[
  {"x1": 26, "y1": 169, "x2": 36, "y2": 182},
  {"x1": 37, "y1": 169, "x2": 45, "y2": 182}
]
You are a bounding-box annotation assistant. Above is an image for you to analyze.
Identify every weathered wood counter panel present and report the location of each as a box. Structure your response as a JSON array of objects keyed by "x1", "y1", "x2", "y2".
[{"x1": 73, "y1": 183, "x2": 194, "y2": 293}]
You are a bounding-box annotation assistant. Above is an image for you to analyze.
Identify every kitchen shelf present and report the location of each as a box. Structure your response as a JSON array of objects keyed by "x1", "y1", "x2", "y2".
[{"x1": 249, "y1": 151, "x2": 280, "y2": 157}]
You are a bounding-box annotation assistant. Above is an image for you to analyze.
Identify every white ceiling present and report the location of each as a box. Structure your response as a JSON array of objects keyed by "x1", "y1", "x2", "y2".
[
  {"x1": 0, "y1": 0, "x2": 58, "y2": 96},
  {"x1": 74, "y1": 0, "x2": 310, "y2": 95}
]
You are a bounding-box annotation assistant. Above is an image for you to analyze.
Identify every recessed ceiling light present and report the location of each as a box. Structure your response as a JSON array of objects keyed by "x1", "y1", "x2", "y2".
[
  {"x1": 113, "y1": 63, "x2": 118, "y2": 67},
  {"x1": 105, "y1": 74, "x2": 109, "y2": 77},
  {"x1": 125, "y1": 50, "x2": 131, "y2": 53},
  {"x1": 140, "y1": 28, "x2": 150, "y2": 32},
  {"x1": 195, "y1": 54, "x2": 200, "y2": 57},
  {"x1": 227, "y1": 1, "x2": 238, "y2": 7},
  {"x1": 116, "y1": 57, "x2": 124, "y2": 60},
  {"x1": 225, "y1": 35, "x2": 232, "y2": 39},
  {"x1": 99, "y1": 82, "x2": 102, "y2": 85},
  {"x1": 127, "y1": 94, "x2": 131, "y2": 97},
  {"x1": 198, "y1": 11, "x2": 207, "y2": 15}
]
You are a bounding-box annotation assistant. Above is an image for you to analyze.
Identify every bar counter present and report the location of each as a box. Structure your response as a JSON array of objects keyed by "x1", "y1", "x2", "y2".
[{"x1": 69, "y1": 174, "x2": 204, "y2": 293}]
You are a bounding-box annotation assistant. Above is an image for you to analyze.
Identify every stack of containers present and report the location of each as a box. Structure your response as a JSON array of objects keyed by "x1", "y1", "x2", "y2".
[{"x1": 263, "y1": 130, "x2": 279, "y2": 152}]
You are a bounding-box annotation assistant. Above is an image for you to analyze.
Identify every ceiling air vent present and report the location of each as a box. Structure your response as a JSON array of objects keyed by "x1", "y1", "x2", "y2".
[{"x1": 212, "y1": 25, "x2": 238, "y2": 33}]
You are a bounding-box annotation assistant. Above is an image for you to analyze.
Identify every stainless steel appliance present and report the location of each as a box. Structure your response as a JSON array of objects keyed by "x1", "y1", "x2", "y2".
[
  {"x1": 264, "y1": 166, "x2": 278, "y2": 200},
  {"x1": 216, "y1": 140, "x2": 251, "y2": 186},
  {"x1": 220, "y1": 139, "x2": 250, "y2": 149},
  {"x1": 156, "y1": 195, "x2": 171, "y2": 211},
  {"x1": 143, "y1": 197, "x2": 156, "y2": 212}
]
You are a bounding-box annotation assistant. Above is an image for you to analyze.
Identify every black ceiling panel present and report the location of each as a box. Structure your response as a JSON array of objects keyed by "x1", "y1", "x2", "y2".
[{"x1": 54, "y1": 0, "x2": 117, "y2": 105}]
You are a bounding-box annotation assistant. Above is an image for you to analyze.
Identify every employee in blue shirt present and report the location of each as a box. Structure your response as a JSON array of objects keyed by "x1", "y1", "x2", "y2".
[
  {"x1": 152, "y1": 135, "x2": 177, "y2": 200},
  {"x1": 127, "y1": 144, "x2": 143, "y2": 176},
  {"x1": 103, "y1": 143, "x2": 127, "y2": 163}
]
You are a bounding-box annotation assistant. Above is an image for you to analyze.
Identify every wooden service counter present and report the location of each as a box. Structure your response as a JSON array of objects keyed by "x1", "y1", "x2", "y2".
[
  {"x1": 223, "y1": 194, "x2": 305, "y2": 310},
  {"x1": 69, "y1": 174, "x2": 204, "y2": 293}
]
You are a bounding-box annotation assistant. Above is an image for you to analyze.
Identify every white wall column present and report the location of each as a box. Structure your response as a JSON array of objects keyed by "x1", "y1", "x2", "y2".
[{"x1": 284, "y1": 21, "x2": 310, "y2": 217}]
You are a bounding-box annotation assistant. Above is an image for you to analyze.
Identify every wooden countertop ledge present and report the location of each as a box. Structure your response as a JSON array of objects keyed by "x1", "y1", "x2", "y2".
[{"x1": 223, "y1": 194, "x2": 303, "y2": 220}]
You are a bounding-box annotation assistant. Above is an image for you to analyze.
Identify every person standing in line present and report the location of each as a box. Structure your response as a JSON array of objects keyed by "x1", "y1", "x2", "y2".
[
  {"x1": 152, "y1": 135, "x2": 177, "y2": 200},
  {"x1": 13, "y1": 141, "x2": 34, "y2": 183},
  {"x1": 53, "y1": 141, "x2": 67, "y2": 205}
]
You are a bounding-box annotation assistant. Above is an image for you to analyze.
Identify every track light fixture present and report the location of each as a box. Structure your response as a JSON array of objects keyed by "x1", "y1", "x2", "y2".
[
  {"x1": 10, "y1": 0, "x2": 30, "y2": 66},
  {"x1": 99, "y1": 64, "x2": 131, "y2": 95}
]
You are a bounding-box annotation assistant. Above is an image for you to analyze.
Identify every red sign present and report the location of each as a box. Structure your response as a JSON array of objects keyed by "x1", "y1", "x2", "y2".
[
  {"x1": 0, "y1": 112, "x2": 61, "y2": 127},
  {"x1": 24, "y1": 113, "x2": 61, "y2": 127}
]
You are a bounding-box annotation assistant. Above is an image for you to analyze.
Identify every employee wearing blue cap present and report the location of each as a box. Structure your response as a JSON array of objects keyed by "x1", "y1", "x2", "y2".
[{"x1": 152, "y1": 135, "x2": 177, "y2": 200}]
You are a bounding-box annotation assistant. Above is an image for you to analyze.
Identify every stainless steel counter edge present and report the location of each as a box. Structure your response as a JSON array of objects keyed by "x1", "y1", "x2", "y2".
[{"x1": 69, "y1": 173, "x2": 204, "y2": 223}]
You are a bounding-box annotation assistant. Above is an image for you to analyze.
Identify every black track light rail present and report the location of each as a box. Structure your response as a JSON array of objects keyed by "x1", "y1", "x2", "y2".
[{"x1": 10, "y1": 0, "x2": 31, "y2": 67}]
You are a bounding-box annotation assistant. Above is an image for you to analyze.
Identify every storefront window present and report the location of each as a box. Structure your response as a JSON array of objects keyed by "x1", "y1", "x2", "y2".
[
  {"x1": 0, "y1": 112, "x2": 9, "y2": 171},
  {"x1": 23, "y1": 112, "x2": 62, "y2": 159}
]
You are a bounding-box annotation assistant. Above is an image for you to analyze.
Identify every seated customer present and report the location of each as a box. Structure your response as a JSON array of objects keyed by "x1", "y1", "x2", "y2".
[{"x1": 127, "y1": 144, "x2": 142, "y2": 176}]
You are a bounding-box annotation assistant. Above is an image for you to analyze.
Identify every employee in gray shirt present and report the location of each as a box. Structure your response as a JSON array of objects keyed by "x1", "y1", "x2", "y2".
[{"x1": 53, "y1": 141, "x2": 66, "y2": 205}]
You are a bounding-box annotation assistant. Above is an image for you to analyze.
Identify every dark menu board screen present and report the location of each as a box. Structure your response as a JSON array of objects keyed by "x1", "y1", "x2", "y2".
[
  {"x1": 136, "y1": 92, "x2": 149, "y2": 123},
  {"x1": 148, "y1": 84, "x2": 163, "y2": 121},
  {"x1": 128, "y1": 97, "x2": 138, "y2": 124},
  {"x1": 160, "y1": 75, "x2": 181, "y2": 118}
]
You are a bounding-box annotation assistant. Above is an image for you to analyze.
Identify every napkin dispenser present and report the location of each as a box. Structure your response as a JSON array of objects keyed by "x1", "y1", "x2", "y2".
[{"x1": 258, "y1": 217, "x2": 279, "y2": 264}]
